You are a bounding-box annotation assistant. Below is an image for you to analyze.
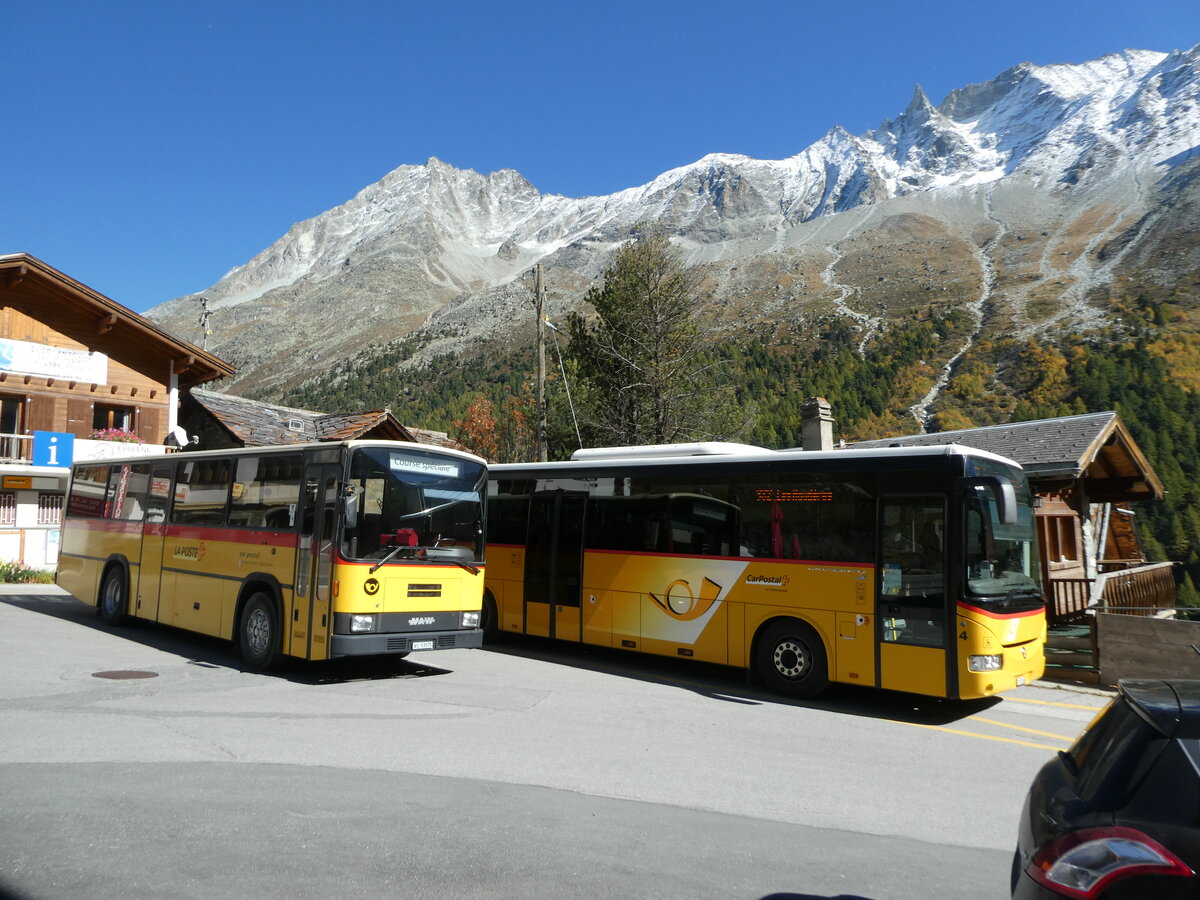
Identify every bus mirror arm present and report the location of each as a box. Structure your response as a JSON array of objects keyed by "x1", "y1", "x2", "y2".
[{"x1": 959, "y1": 476, "x2": 1018, "y2": 525}]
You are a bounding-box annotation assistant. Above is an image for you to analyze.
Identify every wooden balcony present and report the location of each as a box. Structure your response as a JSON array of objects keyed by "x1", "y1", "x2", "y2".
[{"x1": 1048, "y1": 561, "x2": 1178, "y2": 626}]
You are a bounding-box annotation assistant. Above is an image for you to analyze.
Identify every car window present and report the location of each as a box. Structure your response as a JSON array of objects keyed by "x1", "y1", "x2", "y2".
[{"x1": 1070, "y1": 697, "x2": 1158, "y2": 807}]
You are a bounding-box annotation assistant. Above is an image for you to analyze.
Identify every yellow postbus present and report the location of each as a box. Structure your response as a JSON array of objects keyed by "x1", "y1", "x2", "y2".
[
  {"x1": 57, "y1": 440, "x2": 488, "y2": 669},
  {"x1": 484, "y1": 442, "x2": 1045, "y2": 700}
]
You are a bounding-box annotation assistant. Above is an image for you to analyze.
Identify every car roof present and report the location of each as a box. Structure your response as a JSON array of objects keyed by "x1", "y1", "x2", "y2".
[{"x1": 1120, "y1": 679, "x2": 1200, "y2": 739}]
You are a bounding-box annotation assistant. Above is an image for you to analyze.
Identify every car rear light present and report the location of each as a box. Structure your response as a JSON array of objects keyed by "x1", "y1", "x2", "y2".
[{"x1": 1028, "y1": 826, "x2": 1194, "y2": 898}]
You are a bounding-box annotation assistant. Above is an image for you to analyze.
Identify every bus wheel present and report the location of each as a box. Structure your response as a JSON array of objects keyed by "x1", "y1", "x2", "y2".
[
  {"x1": 481, "y1": 592, "x2": 501, "y2": 642},
  {"x1": 239, "y1": 592, "x2": 279, "y2": 671},
  {"x1": 98, "y1": 568, "x2": 129, "y2": 625},
  {"x1": 756, "y1": 620, "x2": 829, "y2": 698}
]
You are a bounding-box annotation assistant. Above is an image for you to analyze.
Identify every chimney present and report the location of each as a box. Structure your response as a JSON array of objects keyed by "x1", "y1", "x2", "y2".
[{"x1": 801, "y1": 397, "x2": 835, "y2": 451}]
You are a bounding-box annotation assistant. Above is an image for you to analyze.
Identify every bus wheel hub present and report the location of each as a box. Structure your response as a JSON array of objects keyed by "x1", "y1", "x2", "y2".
[{"x1": 773, "y1": 639, "x2": 807, "y2": 678}]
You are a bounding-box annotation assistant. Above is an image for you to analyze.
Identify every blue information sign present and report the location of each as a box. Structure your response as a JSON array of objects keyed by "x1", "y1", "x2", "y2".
[{"x1": 33, "y1": 431, "x2": 75, "y2": 468}]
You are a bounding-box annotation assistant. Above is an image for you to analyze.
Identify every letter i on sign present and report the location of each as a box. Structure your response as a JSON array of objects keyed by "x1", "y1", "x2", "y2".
[{"x1": 47, "y1": 436, "x2": 58, "y2": 466}]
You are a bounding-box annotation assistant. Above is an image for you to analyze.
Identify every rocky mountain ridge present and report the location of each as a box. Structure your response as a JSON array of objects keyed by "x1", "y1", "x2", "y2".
[{"x1": 147, "y1": 44, "x2": 1200, "y2": 409}]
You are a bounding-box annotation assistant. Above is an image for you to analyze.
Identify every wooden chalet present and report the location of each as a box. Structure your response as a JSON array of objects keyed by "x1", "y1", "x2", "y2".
[
  {"x1": 851, "y1": 411, "x2": 1171, "y2": 625},
  {"x1": 0, "y1": 253, "x2": 234, "y2": 567}
]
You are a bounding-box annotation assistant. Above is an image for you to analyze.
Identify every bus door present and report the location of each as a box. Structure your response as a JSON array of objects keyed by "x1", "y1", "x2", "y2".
[
  {"x1": 523, "y1": 491, "x2": 586, "y2": 641},
  {"x1": 877, "y1": 496, "x2": 949, "y2": 697},
  {"x1": 136, "y1": 460, "x2": 175, "y2": 622},
  {"x1": 294, "y1": 464, "x2": 339, "y2": 660}
]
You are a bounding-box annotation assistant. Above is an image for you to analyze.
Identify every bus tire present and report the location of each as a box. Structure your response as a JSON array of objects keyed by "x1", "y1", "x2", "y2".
[
  {"x1": 756, "y1": 619, "x2": 829, "y2": 699},
  {"x1": 239, "y1": 592, "x2": 279, "y2": 671},
  {"x1": 481, "y1": 591, "x2": 501, "y2": 642},
  {"x1": 98, "y1": 567, "x2": 129, "y2": 625}
]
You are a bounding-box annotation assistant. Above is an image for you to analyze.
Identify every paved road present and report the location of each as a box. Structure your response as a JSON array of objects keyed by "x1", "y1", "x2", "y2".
[{"x1": 0, "y1": 587, "x2": 1110, "y2": 900}]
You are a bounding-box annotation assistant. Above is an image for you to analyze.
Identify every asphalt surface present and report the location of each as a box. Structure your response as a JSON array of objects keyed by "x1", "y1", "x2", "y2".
[{"x1": 0, "y1": 586, "x2": 1110, "y2": 900}]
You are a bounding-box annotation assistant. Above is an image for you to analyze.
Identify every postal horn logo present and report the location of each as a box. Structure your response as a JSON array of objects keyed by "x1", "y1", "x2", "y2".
[{"x1": 648, "y1": 577, "x2": 723, "y2": 620}]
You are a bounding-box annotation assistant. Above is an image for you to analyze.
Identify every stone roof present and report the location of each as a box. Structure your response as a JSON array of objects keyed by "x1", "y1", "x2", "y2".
[
  {"x1": 188, "y1": 388, "x2": 420, "y2": 446},
  {"x1": 850, "y1": 411, "x2": 1162, "y2": 501},
  {"x1": 404, "y1": 426, "x2": 469, "y2": 452}
]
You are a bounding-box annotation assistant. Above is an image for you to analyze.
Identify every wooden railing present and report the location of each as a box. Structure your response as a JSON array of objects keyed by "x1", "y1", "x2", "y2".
[
  {"x1": 1098, "y1": 562, "x2": 1178, "y2": 616},
  {"x1": 1048, "y1": 562, "x2": 1178, "y2": 626},
  {"x1": 1049, "y1": 577, "x2": 1094, "y2": 626}
]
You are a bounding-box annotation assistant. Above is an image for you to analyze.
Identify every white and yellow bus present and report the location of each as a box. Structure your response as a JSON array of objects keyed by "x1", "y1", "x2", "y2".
[
  {"x1": 57, "y1": 440, "x2": 488, "y2": 669},
  {"x1": 484, "y1": 443, "x2": 1045, "y2": 700}
]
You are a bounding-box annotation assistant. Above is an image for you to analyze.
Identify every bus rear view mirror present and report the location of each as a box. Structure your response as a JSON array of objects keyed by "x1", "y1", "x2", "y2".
[
  {"x1": 341, "y1": 485, "x2": 359, "y2": 529},
  {"x1": 961, "y1": 476, "x2": 1018, "y2": 525}
]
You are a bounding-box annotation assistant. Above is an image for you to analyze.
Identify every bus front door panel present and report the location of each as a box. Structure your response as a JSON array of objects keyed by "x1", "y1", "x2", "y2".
[{"x1": 879, "y1": 642, "x2": 946, "y2": 697}]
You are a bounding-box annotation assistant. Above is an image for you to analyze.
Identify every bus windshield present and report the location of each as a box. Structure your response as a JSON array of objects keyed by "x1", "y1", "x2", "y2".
[
  {"x1": 342, "y1": 447, "x2": 486, "y2": 567},
  {"x1": 964, "y1": 468, "x2": 1041, "y2": 600}
]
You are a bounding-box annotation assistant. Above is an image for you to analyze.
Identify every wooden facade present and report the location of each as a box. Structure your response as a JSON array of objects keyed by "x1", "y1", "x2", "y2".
[
  {"x1": 0, "y1": 253, "x2": 233, "y2": 568},
  {"x1": 0, "y1": 254, "x2": 232, "y2": 454}
]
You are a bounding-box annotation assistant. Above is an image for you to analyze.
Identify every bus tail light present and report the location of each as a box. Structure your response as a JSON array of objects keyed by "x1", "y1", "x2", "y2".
[
  {"x1": 350, "y1": 615, "x2": 376, "y2": 633},
  {"x1": 968, "y1": 654, "x2": 1002, "y2": 672},
  {"x1": 1028, "y1": 827, "x2": 1194, "y2": 898}
]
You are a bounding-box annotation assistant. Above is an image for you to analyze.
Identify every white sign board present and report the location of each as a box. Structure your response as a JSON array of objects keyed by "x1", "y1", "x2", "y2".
[
  {"x1": 0, "y1": 338, "x2": 108, "y2": 383},
  {"x1": 72, "y1": 439, "x2": 168, "y2": 461}
]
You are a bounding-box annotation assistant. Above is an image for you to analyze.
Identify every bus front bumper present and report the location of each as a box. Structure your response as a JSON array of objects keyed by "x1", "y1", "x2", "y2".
[{"x1": 330, "y1": 628, "x2": 484, "y2": 657}]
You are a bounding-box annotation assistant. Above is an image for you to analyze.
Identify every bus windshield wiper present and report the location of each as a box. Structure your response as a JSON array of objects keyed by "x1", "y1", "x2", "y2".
[
  {"x1": 397, "y1": 498, "x2": 469, "y2": 520},
  {"x1": 370, "y1": 544, "x2": 480, "y2": 576},
  {"x1": 369, "y1": 544, "x2": 409, "y2": 574}
]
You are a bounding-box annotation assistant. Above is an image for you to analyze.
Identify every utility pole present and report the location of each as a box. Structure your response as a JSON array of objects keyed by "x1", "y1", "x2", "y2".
[
  {"x1": 198, "y1": 297, "x2": 212, "y2": 350},
  {"x1": 533, "y1": 264, "x2": 548, "y2": 461}
]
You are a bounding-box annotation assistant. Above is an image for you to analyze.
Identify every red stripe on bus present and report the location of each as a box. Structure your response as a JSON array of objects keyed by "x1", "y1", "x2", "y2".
[
  {"x1": 62, "y1": 518, "x2": 302, "y2": 547},
  {"x1": 63, "y1": 519, "x2": 143, "y2": 536},
  {"x1": 336, "y1": 559, "x2": 486, "y2": 573},
  {"x1": 956, "y1": 601, "x2": 1044, "y2": 620},
  {"x1": 164, "y1": 525, "x2": 301, "y2": 547}
]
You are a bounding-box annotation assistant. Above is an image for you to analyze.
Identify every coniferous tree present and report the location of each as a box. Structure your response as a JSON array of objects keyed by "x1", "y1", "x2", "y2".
[{"x1": 565, "y1": 225, "x2": 748, "y2": 446}]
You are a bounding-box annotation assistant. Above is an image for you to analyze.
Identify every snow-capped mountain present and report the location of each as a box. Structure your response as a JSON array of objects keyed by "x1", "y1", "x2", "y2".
[{"x1": 147, "y1": 44, "x2": 1200, "y2": 398}]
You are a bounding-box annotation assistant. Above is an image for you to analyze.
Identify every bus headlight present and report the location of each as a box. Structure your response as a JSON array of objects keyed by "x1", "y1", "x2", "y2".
[
  {"x1": 460, "y1": 611, "x2": 480, "y2": 628},
  {"x1": 350, "y1": 615, "x2": 376, "y2": 633},
  {"x1": 969, "y1": 654, "x2": 1002, "y2": 672}
]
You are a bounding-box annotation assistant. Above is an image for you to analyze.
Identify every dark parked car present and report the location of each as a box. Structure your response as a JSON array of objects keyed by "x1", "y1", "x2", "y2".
[{"x1": 1012, "y1": 679, "x2": 1199, "y2": 898}]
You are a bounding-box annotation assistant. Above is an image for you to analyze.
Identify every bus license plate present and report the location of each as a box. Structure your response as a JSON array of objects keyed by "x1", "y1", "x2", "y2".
[{"x1": 412, "y1": 640, "x2": 434, "y2": 651}]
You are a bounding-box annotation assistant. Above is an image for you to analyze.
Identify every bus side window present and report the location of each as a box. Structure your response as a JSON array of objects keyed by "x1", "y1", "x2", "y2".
[
  {"x1": 66, "y1": 464, "x2": 112, "y2": 519},
  {"x1": 109, "y1": 464, "x2": 151, "y2": 522},
  {"x1": 146, "y1": 462, "x2": 175, "y2": 525},
  {"x1": 173, "y1": 459, "x2": 232, "y2": 526},
  {"x1": 230, "y1": 454, "x2": 302, "y2": 529}
]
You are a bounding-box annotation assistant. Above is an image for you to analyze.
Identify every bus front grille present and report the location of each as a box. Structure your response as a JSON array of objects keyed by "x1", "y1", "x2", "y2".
[{"x1": 408, "y1": 584, "x2": 442, "y2": 598}]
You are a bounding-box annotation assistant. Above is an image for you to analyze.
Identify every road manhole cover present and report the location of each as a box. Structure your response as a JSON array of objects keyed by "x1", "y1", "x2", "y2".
[{"x1": 92, "y1": 670, "x2": 159, "y2": 680}]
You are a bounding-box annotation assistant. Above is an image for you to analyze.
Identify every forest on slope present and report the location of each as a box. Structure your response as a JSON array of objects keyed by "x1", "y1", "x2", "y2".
[{"x1": 275, "y1": 252, "x2": 1200, "y2": 607}]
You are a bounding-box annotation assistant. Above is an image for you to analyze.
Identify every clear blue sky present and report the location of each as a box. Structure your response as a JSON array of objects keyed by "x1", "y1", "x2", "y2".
[{"x1": 3, "y1": 0, "x2": 1196, "y2": 313}]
